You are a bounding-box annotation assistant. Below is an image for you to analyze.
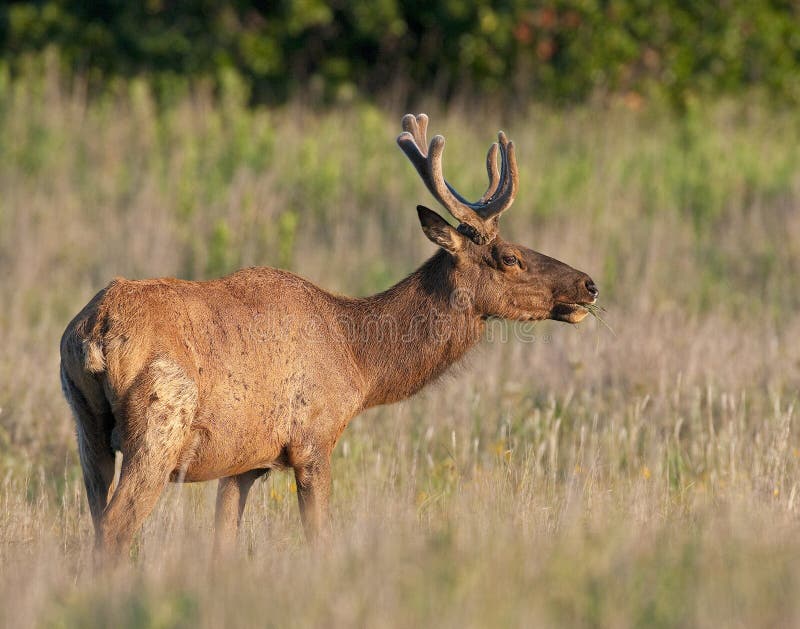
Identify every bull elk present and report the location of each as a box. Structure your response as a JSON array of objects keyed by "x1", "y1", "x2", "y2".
[{"x1": 60, "y1": 114, "x2": 598, "y2": 557}]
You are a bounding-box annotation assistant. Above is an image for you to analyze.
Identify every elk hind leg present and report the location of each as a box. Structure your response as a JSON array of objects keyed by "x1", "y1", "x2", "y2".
[
  {"x1": 61, "y1": 367, "x2": 116, "y2": 547},
  {"x1": 99, "y1": 359, "x2": 198, "y2": 559}
]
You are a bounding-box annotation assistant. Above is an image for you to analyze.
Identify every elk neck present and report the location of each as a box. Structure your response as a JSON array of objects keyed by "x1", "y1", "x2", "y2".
[{"x1": 339, "y1": 249, "x2": 486, "y2": 409}]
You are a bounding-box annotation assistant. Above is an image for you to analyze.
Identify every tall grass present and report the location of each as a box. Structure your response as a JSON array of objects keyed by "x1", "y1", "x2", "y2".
[{"x1": 1, "y1": 57, "x2": 800, "y2": 627}]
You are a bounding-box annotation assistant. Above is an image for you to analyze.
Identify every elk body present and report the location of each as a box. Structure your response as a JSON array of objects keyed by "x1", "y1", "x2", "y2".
[{"x1": 60, "y1": 114, "x2": 599, "y2": 557}]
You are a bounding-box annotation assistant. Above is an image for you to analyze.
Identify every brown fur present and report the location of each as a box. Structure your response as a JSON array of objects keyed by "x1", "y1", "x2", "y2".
[{"x1": 60, "y1": 116, "x2": 598, "y2": 559}]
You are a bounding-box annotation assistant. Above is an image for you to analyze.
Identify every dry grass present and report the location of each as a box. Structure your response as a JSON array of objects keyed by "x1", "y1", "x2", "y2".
[{"x1": 1, "y1": 59, "x2": 800, "y2": 627}]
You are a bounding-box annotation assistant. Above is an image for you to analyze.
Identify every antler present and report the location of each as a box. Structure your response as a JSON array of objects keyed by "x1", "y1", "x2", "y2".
[{"x1": 397, "y1": 113, "x2": 519, "y2": 245}]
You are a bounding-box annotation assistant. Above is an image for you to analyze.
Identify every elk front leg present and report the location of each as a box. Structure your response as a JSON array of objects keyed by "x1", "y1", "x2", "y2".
[
  {"x1": 293, "y1": 455, "x2": 332, "y2": 543},
  {"x1": 213, "y1": 469, "x2": 268, "y2": 556}
]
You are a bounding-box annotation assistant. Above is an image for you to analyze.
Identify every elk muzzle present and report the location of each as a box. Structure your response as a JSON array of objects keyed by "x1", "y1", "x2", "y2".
[{"x1": 551, "y1": 273, "x2": 599, "y2": 323}]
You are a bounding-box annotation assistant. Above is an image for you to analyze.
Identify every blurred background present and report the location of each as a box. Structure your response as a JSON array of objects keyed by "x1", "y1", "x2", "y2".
[
  {"x1": 1, "y1": 2, "x2": 800, "y2": 628},
  {"x1": 3, "y1": 1, "x2": 800, "y2": 108}
]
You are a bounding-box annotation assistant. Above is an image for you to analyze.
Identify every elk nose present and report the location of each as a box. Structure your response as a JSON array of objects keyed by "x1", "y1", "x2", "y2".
[{"x1": 585, "y1": 279, "x2": 599, "y2": 299}]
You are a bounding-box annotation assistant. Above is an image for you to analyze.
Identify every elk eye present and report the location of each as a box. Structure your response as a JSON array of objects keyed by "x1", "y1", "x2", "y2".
[{"x1": 501, "y1": 254, "x2": 518, "y2": 267}]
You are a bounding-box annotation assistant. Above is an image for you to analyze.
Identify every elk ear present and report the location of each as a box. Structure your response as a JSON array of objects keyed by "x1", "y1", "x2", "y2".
[{"x1": 416, "y1": 205, "x2": 468, "y2": 254}]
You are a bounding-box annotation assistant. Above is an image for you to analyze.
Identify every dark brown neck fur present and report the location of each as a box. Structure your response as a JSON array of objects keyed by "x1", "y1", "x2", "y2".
[{"x1": 340, "y1": 250, "x2": 485, "y2": 409}]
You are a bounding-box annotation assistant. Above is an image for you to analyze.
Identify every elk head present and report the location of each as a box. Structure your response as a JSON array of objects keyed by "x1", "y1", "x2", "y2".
[{"x1": 397, "y1": 113, "x2": 598, "y2": 324}]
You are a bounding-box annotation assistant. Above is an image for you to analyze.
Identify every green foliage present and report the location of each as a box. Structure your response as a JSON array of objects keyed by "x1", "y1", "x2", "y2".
[
  {"x1": 46, "y1": 586, "x2": 198, "y2": 629},
  {"x1": 206, "y1": 219, "x2": 234, "y2": 278},
  {"x1": 1, "y1": 1, "x2": 799, "y2": 107},
  {"x1": 277, "y1": 210, "x2": 299, "y2": 269}
]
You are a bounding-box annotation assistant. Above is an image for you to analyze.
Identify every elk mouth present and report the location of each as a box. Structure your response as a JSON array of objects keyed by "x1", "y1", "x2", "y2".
[{"x1": 551, "y1": 301, "x2": 595, "y2": 324}]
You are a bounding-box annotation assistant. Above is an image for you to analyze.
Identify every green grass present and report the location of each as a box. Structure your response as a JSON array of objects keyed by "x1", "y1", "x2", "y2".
[
  {"x1": 582, "y1": 303, "x2": 615, "y2": 335},
  {"x1": 1, "y1": 60, "x2": 800, "y2": 628}
]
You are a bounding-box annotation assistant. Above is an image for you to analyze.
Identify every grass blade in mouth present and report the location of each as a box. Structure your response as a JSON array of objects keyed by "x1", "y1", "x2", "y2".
[{"x1": 584, "y1": 302, "x2": 615, "y2": 336}]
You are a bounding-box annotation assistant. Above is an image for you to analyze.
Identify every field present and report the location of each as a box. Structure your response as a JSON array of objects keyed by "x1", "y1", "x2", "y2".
[{"x1": 1, "y1": 62, "x2": 800, "y2": 627}]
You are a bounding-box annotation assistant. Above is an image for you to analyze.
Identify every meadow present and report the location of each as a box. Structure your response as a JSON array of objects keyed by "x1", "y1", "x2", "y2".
[{"x1": 1, "y1": 60, "x2": 800, "y2": 627}]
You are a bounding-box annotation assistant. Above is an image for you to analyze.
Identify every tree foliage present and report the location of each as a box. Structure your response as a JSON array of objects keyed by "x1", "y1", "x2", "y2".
[{"x1": 1, "y1": 1, "x2": 799, "y2": 106}]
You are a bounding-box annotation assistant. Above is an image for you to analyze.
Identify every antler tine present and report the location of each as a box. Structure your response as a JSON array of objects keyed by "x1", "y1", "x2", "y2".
[
  {"x1": 415, "y1": 114, "x2": 428, "y2": 149},
  {"x1": 441, "y1": 130, "x2": 518, "y2": 224},
  {"x1": 397, "y1": 113, "x2": 519, "y2": 244},
  {"x1": 425, "y1": 135, "x2": 489, "y2": 231},
  {"x1": 398, "y1": 118, "x2": 485, "y2": 233},
  {"x1": 443, "y1": 140, "x2": 501, "y2": 206},
  {"x1": 478, "y1": 142, "x2": 500, "y2": 203},
  {"x1": 478, "y1": 132, "x2": 518, "y2": 217},
  {"x1": 401, "y1": 113, "x2": 429, "y2": 154}
]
